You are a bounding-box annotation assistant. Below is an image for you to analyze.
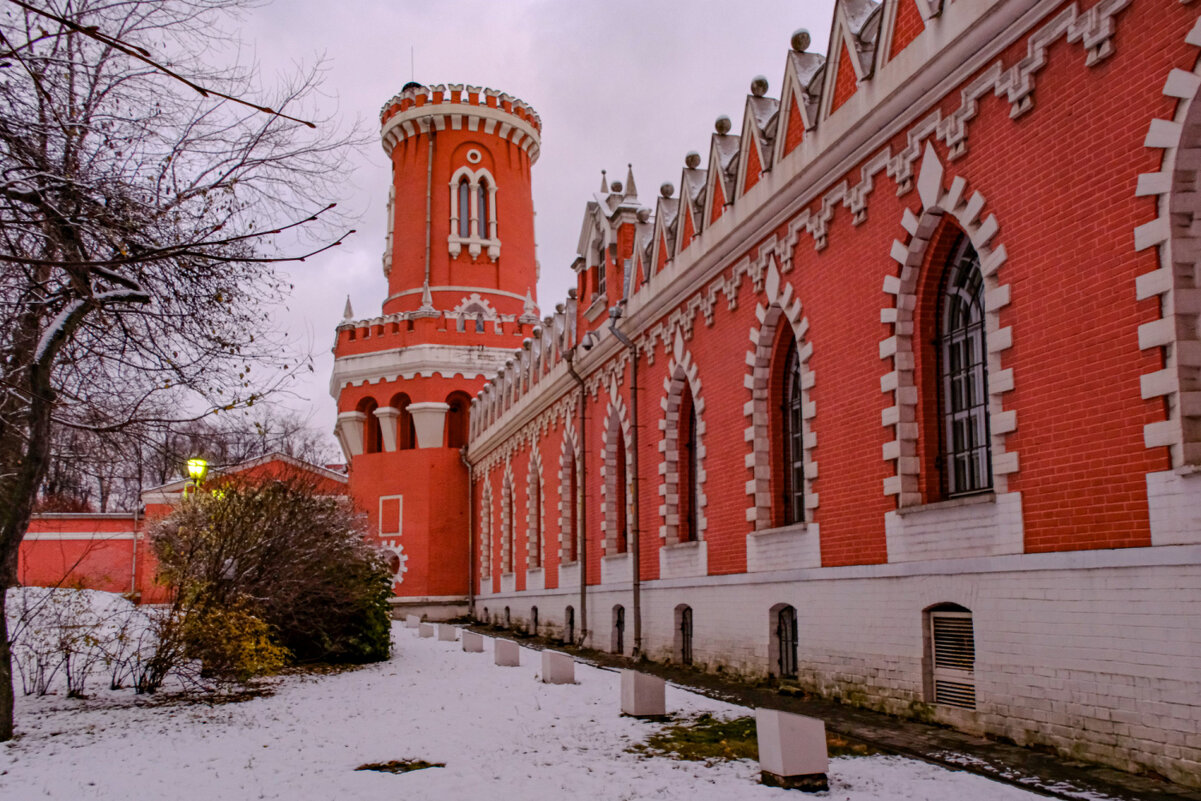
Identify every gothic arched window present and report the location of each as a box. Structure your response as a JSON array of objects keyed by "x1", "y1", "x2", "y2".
[
  {"x1": 938, "y1": 236, "x2": 991, "y2": 496},
  {"x1": 457, "y1": 178, "x2": 471, "y2": 238},
  {"x1": 783, "y1": 339, "x2": 805, "y2": 524},
  {"x1": 679, "y1": 387, "x2": 698, "y2": 543},
  {"x1": 477, "y1": 179, "x2": 490, "y2": 238}
]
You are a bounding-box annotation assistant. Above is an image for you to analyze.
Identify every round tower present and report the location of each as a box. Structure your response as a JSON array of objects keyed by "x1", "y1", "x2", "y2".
[
  {"x1": 379, "y1": 82, "x2": 541, "y2": 319},
  {"x1": 330, "y1": 83, "x2": 542, "y2": 619}
]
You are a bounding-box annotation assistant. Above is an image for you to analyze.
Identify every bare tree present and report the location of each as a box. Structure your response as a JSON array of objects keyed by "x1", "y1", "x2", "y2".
[{"x1": 0, "y1": 0, "x2": 356, "y2": 739}]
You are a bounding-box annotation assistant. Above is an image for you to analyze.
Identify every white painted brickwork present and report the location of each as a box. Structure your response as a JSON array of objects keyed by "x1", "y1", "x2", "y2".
[
  {"x1": 1146, "y1": 469, "x2": 1201, "y2": 546},
  {"x1": 885, "y1": 492, "x2": 1024, "y2": 562},
  {"x1": 658, "y1": 540, "x2": 708, "y2": 579},
  {"x1": 746, "y1": 522, "x2": 821, "y2": 572},
  {"x1": 484, "y1": 550, "x2": 1201, "y2": 786}
]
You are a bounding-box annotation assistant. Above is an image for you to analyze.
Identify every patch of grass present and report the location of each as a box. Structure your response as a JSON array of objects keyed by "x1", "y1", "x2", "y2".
[
  {"x1": 355, "y1": 759, "x2": 445, "y2": 774},
  {"x1": 630, "y1": 713, "x2": 759, "y2": 763},
  {"x1": 629, "y1": 713, "x2": 883, "y2": 764}
]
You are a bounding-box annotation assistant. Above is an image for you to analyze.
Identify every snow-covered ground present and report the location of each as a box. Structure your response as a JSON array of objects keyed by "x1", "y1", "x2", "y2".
[{"x1": 2, "y1": 598, "x2": 1058, "y2": 800}]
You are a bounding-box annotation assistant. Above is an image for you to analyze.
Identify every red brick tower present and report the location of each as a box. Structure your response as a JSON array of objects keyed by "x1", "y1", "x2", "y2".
[{"x1": 331, "y1": 82, "x2": 541, "y2": 618}]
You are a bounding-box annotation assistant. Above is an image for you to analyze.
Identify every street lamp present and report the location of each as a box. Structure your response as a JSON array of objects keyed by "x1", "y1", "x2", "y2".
[{"x1": 186, "y1": 457, "x2": 209, "y2": 489}]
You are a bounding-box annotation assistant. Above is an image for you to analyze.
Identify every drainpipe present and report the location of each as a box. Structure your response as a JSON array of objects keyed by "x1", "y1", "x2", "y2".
[
  {"x1": 460, "y1": 446, "x2": 475, "y2": 618},
  {"x1": 608, "y1": 302, "x2": 641, "y2": 659},
  {"x1": 565, "y1": 347, "x2": 589, "y2": 648}
]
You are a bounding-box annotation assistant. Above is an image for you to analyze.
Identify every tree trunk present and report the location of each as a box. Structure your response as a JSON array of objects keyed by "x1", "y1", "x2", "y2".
[{"x1": 0, "y1": 589, "x2": 11, "y2": 741}]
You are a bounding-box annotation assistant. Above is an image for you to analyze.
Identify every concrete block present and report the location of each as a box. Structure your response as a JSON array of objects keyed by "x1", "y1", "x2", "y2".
[
  {"x1": 756, "y1": 708, "x2": 828, "y2": 791},
  {"x1": 495, "y1": 638, "x2": 520, "y2": 667},
  {"x1": 418, "y1": 622, "x2": 435, "y2": 638},
  {"x1": 405, "y1": 614, "x2": 421, "y2": 629},
  {"x1": 542, "y1": 650, "x2": 575, "y2": 684},
  {"x1": 462, "y1": 630, "x2": 485, "y2": 653},
  {"x1": 621, "y1": 670, "x2": 666, "y2": 717},
  {"x1": 437, "y1": 624, "x2": 458, "y2": 642}
]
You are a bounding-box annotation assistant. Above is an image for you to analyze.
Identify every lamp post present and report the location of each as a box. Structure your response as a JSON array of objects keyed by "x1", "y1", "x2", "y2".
[{"x1": 185, "y1": 457, "x2": 208, "y2": 495}]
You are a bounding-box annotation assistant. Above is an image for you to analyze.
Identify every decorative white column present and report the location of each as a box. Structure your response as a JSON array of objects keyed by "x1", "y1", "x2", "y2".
[
  {"x1": 336, "y1": 411, "x2": 367, "y2": 457},
  {"x1": 374, "y1": 406, "x2": 400, "y2": 452},
  {"x1": 408, "y1": 401, "x2": 451, "y2": 449}
]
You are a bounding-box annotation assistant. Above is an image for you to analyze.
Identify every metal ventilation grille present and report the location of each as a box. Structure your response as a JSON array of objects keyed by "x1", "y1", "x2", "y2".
[{"x1": 931, "y1": 611, "x2": 976, "y2": 710}]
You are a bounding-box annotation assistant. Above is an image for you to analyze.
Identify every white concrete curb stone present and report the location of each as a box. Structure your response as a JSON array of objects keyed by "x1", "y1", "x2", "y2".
[
  {"x1": 462, "y1": 630, "x2": 485, "y2": 653},
  {"x1": 621, "y1": 670, "x2": 666, "y2": 717},
  {"x1": 541, "y1": 650, "x2": 575, "y2": 684},
  {"x1": 495, "y1": 639, "x2": 520, "y2": 667}
]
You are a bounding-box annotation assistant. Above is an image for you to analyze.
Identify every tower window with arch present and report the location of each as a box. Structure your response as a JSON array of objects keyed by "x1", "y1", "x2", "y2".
[
  {"x1": 391, "y1": 393, "x2": 416, "y2": 451},
  {"x1": 445, "y1": 391, "x2": 471, "y2": 449},
  {"x1": 448, "y1": 165, "x2": 500, "y2": 261},
  {"x1": 614, "y1": 439, "x2": 628, "y2": 554},
  {"x1": 358, "y1": 397, "x2": 382, "y2": 454},
  {"x1": 938, "y1": 234, "x2": 991, "y2": 497}
]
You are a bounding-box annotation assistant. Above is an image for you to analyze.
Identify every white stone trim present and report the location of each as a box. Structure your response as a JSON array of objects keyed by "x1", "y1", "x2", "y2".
[
  {"x1": 380, "y1": 87, "x2": 542, "y2": 163},
  {"x1": 525, "y1": 446, "x2": 545, "y2": 570},
  {"x1": 1147, "y1": 468, "x2": 1201, "y2": 547},
  {"x1": 1133, "y1": 16, "x2": 1201, "y2": 468},
  {"x1": 657, "y1": 332, "x2": 708, "y2": 544},
  {"x1": 600, "y1": 385, "x2": 633, "y2": 558},
  {"x1": 658, "y1": 539, "x2": 708, "y2": 580},
  {"x1": 886, "y1": 491, "x2": 1024, "y2": 562},
  {"x1": 479, "y1": 478, "x2": 494, "y2": 582},
  {"x1": 746, "y1": 522, "x2": 821, "y2": 573},
  {"x1": 881, "y1": 143, "x2": 1017, "y2": 507},
  {"x1": 557, "y1": 417, "x2": 581, "y2": 564},
  {"x1": 744, "y1": 256, "x2": 818, "y2": 530}
]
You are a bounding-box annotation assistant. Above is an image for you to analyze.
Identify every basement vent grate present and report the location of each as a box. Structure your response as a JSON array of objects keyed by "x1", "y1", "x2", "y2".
[{"x1": 930, "y1": 611, "x2": 976, "y2": 710}]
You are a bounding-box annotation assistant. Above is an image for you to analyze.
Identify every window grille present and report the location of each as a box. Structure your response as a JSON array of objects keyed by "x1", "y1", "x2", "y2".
[
  {"x1": 679, "y1": 606, "x2": 693, "y2": 666},
  {"x1": 783, "y1": 340, "x2": 805, "y2": 523},
  {"x1": 531, "y1": 606, "x2": 538, "y2": 636},
  {"x1": 565, "y1": 606, "x2": 575, "y2": 644},
  {"x1": 938, "y1": 236, "x2": 991, "y2": 496},
  {"x1": 613, "y1": 605, "x2": 625, "y2": 654},
  {"x1": 776, "y1": 605, "x2": 798, "y2": 678},
  {"x1": 930, "y1": 610, "x2": 976, "y2": 709}
]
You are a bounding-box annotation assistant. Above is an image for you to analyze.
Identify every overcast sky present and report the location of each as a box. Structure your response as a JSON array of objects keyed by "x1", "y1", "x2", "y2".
[{"x1": 233, "y1": 0, "x2": 837, "y2": 444}]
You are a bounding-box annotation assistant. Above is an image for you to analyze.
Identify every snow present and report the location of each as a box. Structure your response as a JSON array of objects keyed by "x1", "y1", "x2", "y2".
[{"x1": 2, "y1": 591, "x2": 1061, "y2": 800}]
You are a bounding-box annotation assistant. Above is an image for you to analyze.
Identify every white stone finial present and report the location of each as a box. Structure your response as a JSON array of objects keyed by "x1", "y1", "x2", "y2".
[
  {"x1": 342, "y1": 296, "x2": 354, "y2": 320},
  {"x1": 624, "y1": 163, "x2": 638, "y2": 200}
]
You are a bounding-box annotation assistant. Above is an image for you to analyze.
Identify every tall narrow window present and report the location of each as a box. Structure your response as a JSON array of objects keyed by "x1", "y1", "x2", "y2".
[
  {"x1": 457, "y1": 178, "x2": 471, "y2": 238},
  {"x1": 615, "y1": 440, "x2": 628, "y2": 554},
  {"x1": 938, "y1": 236, "x2": 991, "y2": 496},
  {"x1": 393, "y1": 394, "x2": 415, "y2": 451},
  {"x1": 477, "y1": 179, "x2": 489, "y2": 238},
  {"x1": 445, "y1": 391, "x2": 471, "y2": 449},
  {"x1": 679, "y1": 389, "x2": 698, "y2": 543},
  {"x1": 359, "y1": 398, "x2": 382, "y2": 454},
  {"x1": 503, "y1": 479, "x2": 515, "y2": 574},
  {"x1": 612, "y1": 605, "x2": 625, "y2": 654},
  {"x1": 565, "y1": 605, "x2": 575, "y2": 644},
  {"x1": 568, "y1": 453, "x2": 579, "y2": 562},
  {"x1": 530, "y1": 473, "x2": 542, "y2": 569},
  {"x1": 596, "y1": 241, "x2": 607, "y2": 298},
  {"x1": 783, "y1": 340, "x2": 805, "y2": 524}
]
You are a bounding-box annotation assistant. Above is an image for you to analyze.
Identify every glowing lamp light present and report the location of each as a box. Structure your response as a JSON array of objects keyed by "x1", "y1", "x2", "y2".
[{"x1": 186, "y1": 458, "x2": 209, "y2": 484}]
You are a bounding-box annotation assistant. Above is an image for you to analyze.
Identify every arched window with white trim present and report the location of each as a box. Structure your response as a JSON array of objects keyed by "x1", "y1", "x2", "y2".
[
  {"x1": 448, "y1": 165, "x2": 500, "y2": 261},
  {"x1": 457, "y1": 178, "x2": 471, "y2": 239},
  {"x1": 938, "y1": 235, "x2": 991, "y2": 497}
]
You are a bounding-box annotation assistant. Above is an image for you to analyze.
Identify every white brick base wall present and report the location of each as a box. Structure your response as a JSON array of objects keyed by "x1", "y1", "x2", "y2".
[{"x1": 478, "y1": 545, "x2": 1201, "y2": 787}]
